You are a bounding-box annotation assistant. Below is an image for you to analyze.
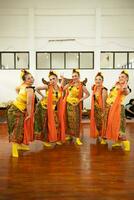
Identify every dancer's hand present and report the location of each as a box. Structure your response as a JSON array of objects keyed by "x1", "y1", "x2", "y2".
[
  {"x1": 25, "y1": 115, "x2": 30, "y2": 121},
  {"x1": 60, "y1": 75, "x2": 64, "y2": 80},
  {"x1": 41, "y1": 95, "x2": 45, "y2": 100},
  {"x1": 122, "y1": 81, "x2": 128, "y2": 90}
]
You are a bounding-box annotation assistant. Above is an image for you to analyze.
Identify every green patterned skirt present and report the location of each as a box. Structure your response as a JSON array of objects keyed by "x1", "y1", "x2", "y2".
[
  {"x1": 66, "y1": 103, "x2": 80, "y2": 137},
  {"x1": 94, "y1": 103, "x2": 108, "y2": 138},
  {"x1": 94, "y1": 104, "x2": 103, "y2": 136},
  {"x1": 119, "y1": 105, "x2": 126, "y2": 140},
  {"x1": 34, "y1": 102, "x2": 60, "y2": 141},
  {"x1": 7, "y1": 104, "x2": 25, "y2": 143}
]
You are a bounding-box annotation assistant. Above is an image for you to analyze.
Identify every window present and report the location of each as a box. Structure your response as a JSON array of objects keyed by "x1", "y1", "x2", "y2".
[
  {"x1": 52, "y1": 53, "x2": 64, "y2": 69},
  {"x1": 129, "y1": 53, "x2": 134, "y2": 69},
  {"x1": 0, "y1": 52, "x2": 29, "y2": 70},
  {"x1": 1, "y1": 53, "x2": 14, "y2": 69},
  {"x1": 16, "y1": 53, "x2": 29, "y2": 69},
  {"x1": 80, "y1": 52, "x2": 93, "y2": 69},
  {"x1": 100, "y1": 52, "x2": 113, "y2": 69},
  {"x1": 66, "y1": 53, "x2": 79, "y2": 69},
  {"x1": 36, "y1": 53, "x2": 50, "y2": 69},
  {"x1": 115, "y1": 53, "x2": 127, "y2": 69},
  {"x1": 100, "y1": 52, "x2": 134, "y2": 69},
  {"x1": 36, "y1": 52, "x2": 94, "y2": 69}
]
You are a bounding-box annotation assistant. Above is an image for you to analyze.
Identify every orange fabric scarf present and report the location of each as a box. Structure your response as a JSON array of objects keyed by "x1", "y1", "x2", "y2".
[
  {"x1": 47, "y1": 85, "x2": 58, "y2": 142},
  {"x1": 90, "y1": 85, "x2": 103, "y2": 138},
  {"x1": 23, "y1": 93, "x2": 35, "y2": 145},
  {"x1": 47, "y1": 85, "x2": 66, "y2": 142},
  {"x1": 106, "y1": 89, "x2": 122, "y2": 141}
]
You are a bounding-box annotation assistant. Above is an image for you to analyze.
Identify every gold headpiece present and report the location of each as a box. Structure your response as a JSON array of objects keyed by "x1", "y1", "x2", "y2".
[
  {"x1": 72, "y1": 69, "x2": 80, "y2": 76},
  {"x1": 20, "y1": 69, "x2": 30, "y2": 79},
  {"x1": 122, "y1": 70, "x2": 128, "y2": 75},
  {"x1": 121, "y1": 70, "x2": 129, "y2": 78},
  {"x1": 95, "y1": 72, "x2": 104, "y2": 81},
  {"x1": 96, "y1": 72, "x2": 103, "y2": 76},
  {"x1": 48, "y1": 70, "x2": 58, "y2": 78},
  {"x1": 73, "y1": 69, "x2": 79, "y2": 73}
]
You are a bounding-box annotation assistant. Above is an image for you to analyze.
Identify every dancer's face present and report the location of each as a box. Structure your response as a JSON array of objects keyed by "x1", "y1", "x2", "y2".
[
  {"x1": 131, "y1": 101, "x2": 134, "y2": 105},
  {"x1": 49, "y1": 75, "x2": 58, "y2": 86},
  {"x1": 25, "y1": 74, "x2": 34, "y2": 85},
  {"x1": 95, "y1": 75, "x2": 103, "y2": 86},
  {"x1": 119, "y1": 73, "x2": 128, "y2": 84},
  {"x1": 72, "y1": 72, "x2": 79, "y2": 82}
]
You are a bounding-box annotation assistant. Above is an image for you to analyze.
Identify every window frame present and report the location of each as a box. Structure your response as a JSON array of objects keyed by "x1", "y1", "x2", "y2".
[
  {"x1": 0, "y1": 51, "x2": 30, "y2": 70},
  {"x1": 100, "y1": 51, "x2": 134, "y2": 70},
  {"x1": 36, "y1": 51, "x2": 94, "y2": 70}
]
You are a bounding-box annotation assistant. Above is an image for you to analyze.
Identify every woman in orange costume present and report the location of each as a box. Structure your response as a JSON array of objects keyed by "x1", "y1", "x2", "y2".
[
  {"x1": 34, "y1": 71, "x2": 65, "y2": 147},
  {"x1": 106, "y1": 70, "x2": 131, "y2": 151},
  {"x1": 61, "y1": 69, "x2": 90, "y2": 145},
  {"x1": 7, "y1": 69, "x2": 35, "y2": 157},
  {"x1": 90, "y1": 72, "x2": 108, "y2": 144}
]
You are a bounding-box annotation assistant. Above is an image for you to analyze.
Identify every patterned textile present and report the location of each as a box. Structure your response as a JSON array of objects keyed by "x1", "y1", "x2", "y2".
[
  {"x1": 66, "y1": 102, "x2": 80, "y2": 137},
  {"x1": 34, "y1": 102, "x2": 48, "y2": 141},
  {"x1": 34, "y1": 102, "x2": 60, "y2": 141},
  {"x1": 7, "y1": 104, "x2": 25, "y2": 143},
  {"x1": 119, "y1": 105, "x2": 126, "y2": 141}
]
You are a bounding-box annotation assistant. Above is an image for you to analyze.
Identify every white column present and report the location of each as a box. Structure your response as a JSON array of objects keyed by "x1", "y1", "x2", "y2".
[
  {"x1": 28, "y1": 8, "x2": 35, "y2": 76},
  {"x1": 94, "y1": 8, "x2": 101, "y2": 72}
]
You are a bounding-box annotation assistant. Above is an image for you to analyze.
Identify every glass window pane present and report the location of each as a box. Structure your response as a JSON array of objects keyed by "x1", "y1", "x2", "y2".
[
  {"x1": 115, "y1": 53, "x2": 127, "y2": 69},
  {"x1": 66, "y1": 53, "x2": 79, "y2": 69},
  {"x1": 1, "y1": 53, "x2": 14, "y2": 69},
  {"x1": 80, "y1": 53, "x2": 93, "y2": 69},
  {"x1": 37, "y1": 53, "x2": 50, "y2": 69},
  {"x1": 52, "y1": 53, "x2": 64, "y2": 69},
  {"x1": 16, "y1": 53, "x2": 29, "y2": 69},
  {"x1": 129, "y1": 53, "x2": 134, "y2": 69},
  {"x1": 100, "y1": 52, "x2": 113, "y2": 69}
]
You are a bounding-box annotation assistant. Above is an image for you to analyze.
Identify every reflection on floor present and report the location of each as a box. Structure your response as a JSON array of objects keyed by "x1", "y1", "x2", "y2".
[{"x1": 0, "y1": 122, "x2": 134, "y2": 200}]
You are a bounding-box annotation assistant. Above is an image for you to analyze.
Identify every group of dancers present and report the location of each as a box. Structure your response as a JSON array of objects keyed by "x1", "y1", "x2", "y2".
[{"x1": 7, "y1": 68, "x2": 131, "y2": 157}]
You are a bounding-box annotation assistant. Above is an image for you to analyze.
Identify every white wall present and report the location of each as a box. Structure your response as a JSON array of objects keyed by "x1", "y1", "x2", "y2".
[{"x1": 0, "y1": 0, "x2": 134, "y2": 108}]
